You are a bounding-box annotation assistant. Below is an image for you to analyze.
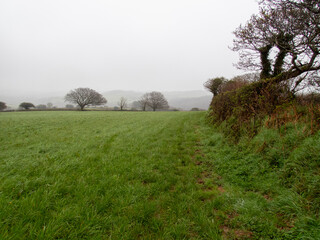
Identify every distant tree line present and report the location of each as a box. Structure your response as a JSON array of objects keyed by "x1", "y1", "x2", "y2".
[
  {"x1": 113, "y1": 91, "x2": 169, "y2": 111},
  {"x1": 2, "y1": 88, "x2": 171, "y2": 112},
  {"x1": 63, "y1": 87, "x2": 169, "y2": 111}
]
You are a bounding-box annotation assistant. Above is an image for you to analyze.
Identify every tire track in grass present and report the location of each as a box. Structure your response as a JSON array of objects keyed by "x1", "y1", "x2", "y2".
[
  {"x1": 193, "y1": 125, "x2": 225, "y2": 196},
  {"x1": 193, "y1": 125, "x2": 254, "y2": 240}
]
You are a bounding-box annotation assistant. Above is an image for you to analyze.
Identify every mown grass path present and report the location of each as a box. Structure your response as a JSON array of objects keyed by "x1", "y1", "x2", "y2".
[{"x1": 0, "y1": 111, "x2": 223, "y2": 239}]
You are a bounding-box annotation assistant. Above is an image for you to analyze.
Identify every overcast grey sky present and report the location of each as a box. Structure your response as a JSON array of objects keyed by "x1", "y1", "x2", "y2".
[{"x1": 0, "y1": 0, "x2": 259, "y2": 96}]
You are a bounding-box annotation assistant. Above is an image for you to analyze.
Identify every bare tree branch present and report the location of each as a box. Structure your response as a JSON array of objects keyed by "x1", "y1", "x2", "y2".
[
  {"x1": 137, "y1": 93, "x2": 150, "y2": 111},
  {"x1": 117, "y1": 97, "x2": 128, "y2": 111},
  {"x1": 65, "y1": 88, "x2": 107, "y2": 111},
  {"x1": 147, "y1": 92, "x2": 169, "y2": 111},
  {"x1": 232, "y1": 0, "x2": 320, "y2": 89}
]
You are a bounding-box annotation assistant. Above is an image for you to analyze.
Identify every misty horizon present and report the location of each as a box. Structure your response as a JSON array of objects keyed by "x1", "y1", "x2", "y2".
[
  {"x1": 1, "y1": 89, "x2": 212, "y2": 110},
  {"x1": 0, "y1": 0, "x2": 259, "y2": 98}
]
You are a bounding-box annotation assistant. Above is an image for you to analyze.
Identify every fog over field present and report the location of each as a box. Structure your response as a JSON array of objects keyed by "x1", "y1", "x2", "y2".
[
  {"x1": 0, "y1": 0, "x2": 259, "y2": 101},
  {"x1": 1, "y1": 90, "x2": 212, "y2": 110},
  {"x1": 1, "y1": 0, "x2": 320, "y2": 238}
]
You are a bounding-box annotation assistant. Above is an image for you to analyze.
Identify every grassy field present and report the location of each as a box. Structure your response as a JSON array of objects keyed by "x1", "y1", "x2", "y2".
[
  {"x1": 1, "y1": 111, "x2": 319, "y2": 239},
  {"x1": 0, "y1": 111, "x2": 220, "y2": 239}
]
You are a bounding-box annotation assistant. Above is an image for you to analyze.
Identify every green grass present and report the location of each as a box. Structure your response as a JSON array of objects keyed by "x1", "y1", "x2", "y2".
[
  {"x1": 0, "y1": 111, "x2": 221, "y2": 239},
  {"x1": 199, "y1": 121, "x2": 320, "y2": 239},
  {"x1": 0, "y1": 111, "x2": 319, "y2": 239}
]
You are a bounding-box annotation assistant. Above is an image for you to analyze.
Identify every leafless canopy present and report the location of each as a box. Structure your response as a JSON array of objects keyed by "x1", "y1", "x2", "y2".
[
  {"x1": 137, "y1": 93, "x2": 150, "y2": 111},
  {"x1": 117, "y1": 97, "x2": 128, "y2": 111},
  {"x1": 36, "y1": 104, "x2": 47, "y2": 109},
  {"x1": 0, "y1": 101, "x2": 7, "y2": 111},
  {"x1": 47, "y1": 102, "x2": 53, "y2": 108},
  {"x1": 147, "y1": 91, "x2": 169, "y2": 111},
  {"x1": 19, "y1": 102, "x2": 35, "y2": 110},
  {"x1": 65, "y1": 87, "x2": 107, "y2": 110},
  {"x1": 232, "y1": 0, "x2": 320, "y2": 89}
]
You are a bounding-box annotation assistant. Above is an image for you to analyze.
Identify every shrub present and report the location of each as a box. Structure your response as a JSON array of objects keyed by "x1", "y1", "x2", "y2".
[{"x1": 208, "y1": 79, "x2": 294, "y2": 140}]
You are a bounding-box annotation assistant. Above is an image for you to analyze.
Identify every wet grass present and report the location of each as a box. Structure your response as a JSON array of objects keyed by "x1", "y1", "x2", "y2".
[
  {"x1": 198, "y1": 121, "x2": 320, "y2": 239},
  {"x1": 0, "y1": 111, "x2": 221, "y2": 239},
  {"x1": 1, "y1": 111, "x2": 319, "y2": 239}
]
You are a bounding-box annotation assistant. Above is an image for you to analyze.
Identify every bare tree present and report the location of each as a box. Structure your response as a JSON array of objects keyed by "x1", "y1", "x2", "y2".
[
  {"x1": 0, "y1": 102, "x2": 7, "y2": 111},
  {"x1": 19, "y1": 102, "x2": 35, "y2": 110},
  {"x1": 147, "y1": 91, "x2": 169, "y2": 111},
  {"x1": 117, "y1": 97, "x2": 128, "y2": 111},
  {"x1": 47, "y1": 102, "x2": 53, "y2": 108},
  {"x1": 65, "y1": 104, "x2": 74, "y2": 109},
  {"x1": 36, "y1": 104, "x2": 47, "y2": 109},
  {"x1": 261, "y1": 0, "x2": 320, "y2": 14},
  {"x1": 232, "y1": 0, "x2": 320, "y2": 88},
  {"x1": 231, "y1": 72, "x2": 260, "y2": 83},
  {"x1": 137, "y1": 93, "x2": 150, "y2": 111},
  {"x1": 65, "y1": 88, "x2": 107, "y2": 111}
]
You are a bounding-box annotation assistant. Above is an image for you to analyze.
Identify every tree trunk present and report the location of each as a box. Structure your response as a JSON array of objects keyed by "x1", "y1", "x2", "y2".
[{"x1": 259, "y1": 45, "x2": 272, "y2": 79}]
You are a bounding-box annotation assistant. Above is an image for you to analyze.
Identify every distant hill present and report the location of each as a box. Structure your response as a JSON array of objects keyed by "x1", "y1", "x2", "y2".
[
  {"x1": 167, "y1": 96, "x2": 211, "y2": 110},
  {"x1": 1, "y1": 90, "x2": 212, "y2": 110},
  {"x1": 102, "y1": 90, "x2": 211, "y2": 110}
]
